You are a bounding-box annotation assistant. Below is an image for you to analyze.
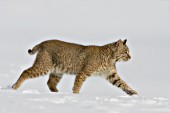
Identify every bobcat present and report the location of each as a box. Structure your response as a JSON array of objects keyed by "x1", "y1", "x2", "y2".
[{"x1": 12, "y1": 39, "x2": 138, "y2": 96}]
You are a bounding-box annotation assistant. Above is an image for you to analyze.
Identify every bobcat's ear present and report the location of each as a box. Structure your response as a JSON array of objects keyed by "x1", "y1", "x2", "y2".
[
  {"x1": 115, "y1": 39, "x2": 123, "y2": 48},
  {"x1": 123, "y1": 39, "x2": 127, "y2": 45}
]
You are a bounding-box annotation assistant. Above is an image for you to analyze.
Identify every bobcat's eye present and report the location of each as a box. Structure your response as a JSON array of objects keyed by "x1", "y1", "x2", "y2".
[
  {"x1": 125, "y1": 51, "x2": 129, "y2": 55},
  {"x1": 124, "y1": 52, "x2": 128, "y2": 55}
]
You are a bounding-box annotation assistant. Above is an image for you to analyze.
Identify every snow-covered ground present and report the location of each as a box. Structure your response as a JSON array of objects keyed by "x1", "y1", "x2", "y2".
[{"x1": 0, "y1": 89, "x2": 170, "y2": 113}]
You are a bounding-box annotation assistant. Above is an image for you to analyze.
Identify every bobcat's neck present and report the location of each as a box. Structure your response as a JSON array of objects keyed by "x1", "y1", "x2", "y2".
[
  {"x1": 100, "y1": 44, "x2": 117, "y2": 64},
  {"x1": 102, "y1": 44, "x2": 116, "y2": 56}
]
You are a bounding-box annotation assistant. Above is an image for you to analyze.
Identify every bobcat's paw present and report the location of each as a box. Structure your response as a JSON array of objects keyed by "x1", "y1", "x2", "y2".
[
  {"x1": 73, "y1": 89, "x2": 80, "y2": 94},
  {"x1": 49, "y1": 87, "x2": 58, "y2": 92},
  {"x1": 73, "y1": 91, "x2": 80, "y2": 94},
  {"x1": 12, "y1": 84, "x2": 18, "y2": 90},
  {"x1": 124, "y1": 89, "x2": 138, "y2": 96}
]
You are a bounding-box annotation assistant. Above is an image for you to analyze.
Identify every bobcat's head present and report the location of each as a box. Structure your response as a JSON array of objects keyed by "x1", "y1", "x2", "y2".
[{"x1": 113, "y1": 39, "x2": 131, "y2": 62}]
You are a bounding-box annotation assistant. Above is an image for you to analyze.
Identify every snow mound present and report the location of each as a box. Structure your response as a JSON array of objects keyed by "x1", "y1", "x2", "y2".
[{"x1": 0, "y1": 89, "x2": 170, "y2": 113}]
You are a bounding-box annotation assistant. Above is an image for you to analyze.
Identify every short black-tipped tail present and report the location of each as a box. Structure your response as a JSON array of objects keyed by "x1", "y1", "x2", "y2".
[
  {"x1": 28, "y1": 44, "x2": 41, "y2": 55},
  {"x1": 28, "y1": 49, "x2": 34, "y2": 55}
]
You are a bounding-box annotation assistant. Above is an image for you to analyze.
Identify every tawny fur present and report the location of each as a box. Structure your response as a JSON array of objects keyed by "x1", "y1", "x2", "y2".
[{"x1": 12, "y1": 39, "x2": 138, "y2": 96}]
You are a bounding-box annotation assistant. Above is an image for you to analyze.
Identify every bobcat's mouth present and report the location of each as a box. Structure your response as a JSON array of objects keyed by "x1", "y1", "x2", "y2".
[
  {"x1": 116, "y1": 57, "x2": 130, "y2": 62},
  {"x1": 123, "y1": 56, "x2": 131, "y2": 61}
]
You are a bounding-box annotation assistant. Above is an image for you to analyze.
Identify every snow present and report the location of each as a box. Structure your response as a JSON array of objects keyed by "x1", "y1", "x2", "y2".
[
  {"x1": 0, "y1": 89, "x2": 170, "y2": 113},
  {"x1": 1, "y1": 70, "x2": 170, "y2": 113}
]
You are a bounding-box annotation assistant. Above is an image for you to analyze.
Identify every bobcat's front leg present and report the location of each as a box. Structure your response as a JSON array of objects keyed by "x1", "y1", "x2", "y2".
[
  {"x1": 107, "y1": 73, "x2": 138, "y2": 96},
  {"x1": 73, "y1": 72, "x2": 88, "y2": 94}
]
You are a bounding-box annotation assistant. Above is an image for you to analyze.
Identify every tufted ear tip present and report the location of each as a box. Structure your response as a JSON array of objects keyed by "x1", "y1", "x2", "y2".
[{"x1": 123, "y1": 39, "x2": 127, "y2": 45}]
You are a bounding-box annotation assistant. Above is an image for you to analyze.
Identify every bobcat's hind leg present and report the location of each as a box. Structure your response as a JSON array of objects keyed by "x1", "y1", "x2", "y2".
[
  {"x1": 12, "y1": 50, "x2": 52, "y2": 90},
  {"x1": 47, "y1": 73, "x2": 63, "y2": 92}
]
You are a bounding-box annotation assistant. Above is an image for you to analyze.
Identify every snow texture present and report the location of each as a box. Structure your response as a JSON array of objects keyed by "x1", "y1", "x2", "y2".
[{"x1": 0, "y1": 88, "x2": 170, "y2": 113}]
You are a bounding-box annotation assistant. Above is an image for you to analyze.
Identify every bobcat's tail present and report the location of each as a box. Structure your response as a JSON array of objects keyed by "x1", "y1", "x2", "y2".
[{"x1": 28, "y1": 44, "x2": 41, "y2": 55}]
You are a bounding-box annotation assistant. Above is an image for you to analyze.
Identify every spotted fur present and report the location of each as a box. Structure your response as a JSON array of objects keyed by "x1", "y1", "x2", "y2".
[{"x1": 12, "y1": 39, "x2": 137, "y2": 96}]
